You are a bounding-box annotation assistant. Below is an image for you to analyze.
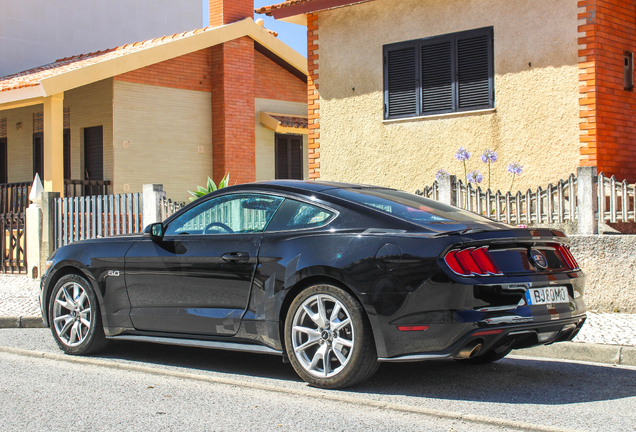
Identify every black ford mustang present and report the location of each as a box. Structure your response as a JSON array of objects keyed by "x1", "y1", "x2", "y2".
[{"x1": 40, "y1": 180, "x2": 586, "y2": 388}]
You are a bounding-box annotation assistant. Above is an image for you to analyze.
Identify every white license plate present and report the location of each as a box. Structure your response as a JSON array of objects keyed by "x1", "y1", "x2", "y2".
[{"x1": 525, "y1": 286, "x2": 569, "y2": 305}]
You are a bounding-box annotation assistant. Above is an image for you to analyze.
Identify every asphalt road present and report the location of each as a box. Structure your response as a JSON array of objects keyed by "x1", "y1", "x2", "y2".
[{"x1": 1, "y1": 329, "x2": 635, "y2": 432}]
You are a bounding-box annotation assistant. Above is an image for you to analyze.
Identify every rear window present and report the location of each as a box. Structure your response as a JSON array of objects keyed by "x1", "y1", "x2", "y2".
[
  {"x1": 266, "y1": 199, "x2": 335, "y2": 231},
  {"x1": 325, "y1": 188, "x2": 490, "y2": 225}
]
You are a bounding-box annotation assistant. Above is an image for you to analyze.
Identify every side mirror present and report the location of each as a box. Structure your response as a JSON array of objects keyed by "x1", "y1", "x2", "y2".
[{"x1": 143, "y1": 222, "x2": 164, "y2": 240}]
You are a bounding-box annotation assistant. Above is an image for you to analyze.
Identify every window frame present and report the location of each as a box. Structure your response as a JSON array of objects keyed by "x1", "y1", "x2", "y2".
[
  {"x1": 163, "y1": 193, "x2": 284, "y2": 237},
  {"x1": 383, "y1": 27, "x2": 494, "y2": 120},
  {"x1": 275, "y1": 133, "x2": 303, "y2": 180}
]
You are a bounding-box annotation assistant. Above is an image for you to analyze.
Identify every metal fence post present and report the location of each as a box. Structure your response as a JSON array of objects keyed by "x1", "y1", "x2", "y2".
[
  {"x1": 438, "y1": 175, "x2": 457, "y2": 206},
  {"x1": 577, "y1": 166, "x2": 598, "y2": 234},
  {"x1": 142, "y1": 184, "x2": 165, "y2": 229}
]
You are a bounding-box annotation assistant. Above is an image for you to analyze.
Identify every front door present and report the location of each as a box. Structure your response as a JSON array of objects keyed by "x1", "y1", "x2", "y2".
[
  {"x1": 83, "y1": 126, "x2": 103, "y2": 195},
  {"x1": 124, "y1": 193, "x2": 284, "y2": 336}
]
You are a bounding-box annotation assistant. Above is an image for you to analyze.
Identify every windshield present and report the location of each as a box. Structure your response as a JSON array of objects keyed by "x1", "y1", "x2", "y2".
[{"x1": 325, "y1": 188, "x2": 494, "y2": 226}]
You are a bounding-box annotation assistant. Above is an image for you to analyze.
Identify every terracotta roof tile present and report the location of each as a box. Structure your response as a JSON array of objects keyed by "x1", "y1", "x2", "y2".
[
  {"x1": 255, "y1": 0, "x2": 314, "y2": 15},
  {"x1": 0, "y1": 26, "x2": 212, "y2": 93},
  {"x1": 271, "y1": 114, "x2": 308, "y2": 129}
]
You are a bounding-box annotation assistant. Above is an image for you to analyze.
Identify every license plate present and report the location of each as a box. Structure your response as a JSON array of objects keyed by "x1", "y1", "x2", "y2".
[{"x1": 525, "y1": 286, "x2": 569, "y2": 305}]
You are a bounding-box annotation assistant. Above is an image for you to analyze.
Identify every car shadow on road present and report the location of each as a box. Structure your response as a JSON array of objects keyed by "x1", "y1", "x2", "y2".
[
  {"x1": 98, "y1": 339, "x2": 302, "y2": 382},
  {"x1": 356, "y1": 357, "x2": 636, "y2": 404},
  {"x1": 97, "y1": 340, "x2": 636, "y2": 404}
]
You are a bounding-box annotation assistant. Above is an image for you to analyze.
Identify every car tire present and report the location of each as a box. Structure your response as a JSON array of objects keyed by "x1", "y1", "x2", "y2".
[
  {"x1": 285, "y1": 284, "x2": 379, "y2": 389},
  {"x1": 49, "y1": 274, "x2": 109, "y2": 356},
  {"x1": 455, "y1": 346, "x2": 512, "y2": 364}
]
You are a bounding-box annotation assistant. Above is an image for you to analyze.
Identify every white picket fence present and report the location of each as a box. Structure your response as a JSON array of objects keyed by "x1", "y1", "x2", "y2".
[
  {"x1": 160, "y1": 197, "x2": 185, "y2": 221},
  {"x1": 54, "y1": 193, "x2": 143, "y2": 247},
  {"x1": 598, "y1": 172, "x2": 636, "y2": 223},
  {"x1": 418, "y1": 169, "x2": 636, "y2": 232}
]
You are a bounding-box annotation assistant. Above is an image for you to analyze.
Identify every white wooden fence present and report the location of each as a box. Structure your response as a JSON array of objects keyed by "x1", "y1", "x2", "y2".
[
  {"x1": 597, "y1": 172, "x2": 636, "y2": 223},
  {"x1": 417, "y1": 167, "x2": 636, "y2": 234},
  {"x1": 160, "y1": 197, "x2": 185, "y2": 221},
  {"x1": 54, "y1": 193, "x2": 143, "y2": 248}
]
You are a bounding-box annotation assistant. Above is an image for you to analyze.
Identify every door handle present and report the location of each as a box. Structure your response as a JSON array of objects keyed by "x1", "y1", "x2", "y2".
[{"x1": 221, "y1": 252, "x2": 250, "y2": 263}]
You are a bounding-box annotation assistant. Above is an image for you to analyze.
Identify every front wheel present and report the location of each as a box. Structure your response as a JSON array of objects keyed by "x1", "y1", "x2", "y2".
[
  {"x1": 49, "y1": 274, "x2": 109, "y2": 356},
  {"x1": 285, "y1": 284, "x2": 379, "y2": 389}
]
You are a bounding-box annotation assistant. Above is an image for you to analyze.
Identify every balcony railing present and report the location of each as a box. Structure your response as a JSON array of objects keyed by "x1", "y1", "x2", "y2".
[
  {"x1": 64, "y1": 179, "x2": 111, "y2": 197},
  {"x1": 0, "y1": 182, "x2": 31, "y2": 214}
]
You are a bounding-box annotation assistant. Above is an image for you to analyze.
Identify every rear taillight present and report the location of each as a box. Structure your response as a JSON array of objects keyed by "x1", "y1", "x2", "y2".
[
  {"x1": 556, "y1": 244, "x2": 580, "y2": 270},
  {"x1": 444, "y1": 247, "x2": 503, "y2": 276}
]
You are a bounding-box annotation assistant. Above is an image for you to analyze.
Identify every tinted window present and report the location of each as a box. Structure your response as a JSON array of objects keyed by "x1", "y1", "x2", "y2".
[
  {"x1": 165, "y1": 194, "x2": 284, "y2": 236},
  {"x1": 266, "y1": 199, "x2": 334, "y2": 231},
  {"x1": 325, "y1": 188, "x2": 490, "y2": 225}
]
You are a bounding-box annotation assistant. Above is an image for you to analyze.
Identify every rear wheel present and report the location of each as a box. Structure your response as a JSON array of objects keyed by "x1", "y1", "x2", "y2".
[
  {"x1": 49, "y1": 274, "x2": 109, "y2": 356},
  {"x1": 285, "y1": 284, "x2": 379, "y2": 389}
]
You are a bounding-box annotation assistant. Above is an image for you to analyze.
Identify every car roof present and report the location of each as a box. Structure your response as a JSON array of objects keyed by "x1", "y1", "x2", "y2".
[{"x1": 222, "y1": 180, "x2": 395, "y2": 194}]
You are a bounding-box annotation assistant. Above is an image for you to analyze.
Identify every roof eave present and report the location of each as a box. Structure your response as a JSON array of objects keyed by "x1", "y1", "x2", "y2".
[
  {"x1": 1, "y1": 18, "x2": 307, "y2": 106},
  {"x1": 263, "y1": 0, "x2": 374, "y2": 20},
  {"x1": 0, "y1": 86, "x2": 46, "y2": 109}
]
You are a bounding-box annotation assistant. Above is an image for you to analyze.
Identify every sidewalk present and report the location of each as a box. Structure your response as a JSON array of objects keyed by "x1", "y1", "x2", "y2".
[{"x1": 1, "y1": 275, "x2": 635, "y2": 365}]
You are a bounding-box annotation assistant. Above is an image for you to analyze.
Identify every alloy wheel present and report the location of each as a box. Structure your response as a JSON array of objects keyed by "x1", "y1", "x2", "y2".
[
  {"x1": 291, "y1": 294, "x2": 355, "y2": 378},
  {"x1": 52, "y1": 282, "x2": 92, "y2": 347}
]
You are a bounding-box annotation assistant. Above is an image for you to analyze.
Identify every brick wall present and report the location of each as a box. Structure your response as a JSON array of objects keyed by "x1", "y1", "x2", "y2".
[
  {"x1": 579, "y1": 0, "x2": 636, "y2": 180},
  {"x1": 209, "y1": 0, "x2": 253, "y2": 27},
  {"x1": 254, "y1": 50, "x2": 306, "y2": 103},
  {"x1": 115, "y1": 50, "x2": 212, "y2": 92},
  {"x1": 211, "y1": 37, "x2": 256, "y2": 184},
  {"x1": 307, "y1": 13, "x2": 320, "y2": 180}
]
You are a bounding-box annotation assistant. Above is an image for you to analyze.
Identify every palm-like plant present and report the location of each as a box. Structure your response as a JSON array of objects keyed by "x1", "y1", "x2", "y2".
[{"x1": 187, "y1": 173, "x2": 230, "y2": 202}]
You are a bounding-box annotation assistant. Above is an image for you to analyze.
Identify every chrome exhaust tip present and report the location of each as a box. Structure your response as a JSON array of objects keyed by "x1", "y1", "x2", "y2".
[{"x1": 457, "y1": 341, "x2": 483, "y2": 359}]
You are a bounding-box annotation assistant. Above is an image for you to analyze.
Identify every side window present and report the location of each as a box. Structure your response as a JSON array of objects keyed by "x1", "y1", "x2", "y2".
[
  {"x1": 164, "y1": 194, "x2": 284, "y2": 236},
  {"x1": 267, "y1": 199, "x2": 334, "y2": 231}
]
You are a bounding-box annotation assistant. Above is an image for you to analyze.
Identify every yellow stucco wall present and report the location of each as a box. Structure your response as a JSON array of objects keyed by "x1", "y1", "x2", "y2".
[
  {"x1": 255, "y1": 98, "x2": 309, "y2": 181},
  {"x1": 2, "y1": 104, "x2": 40, "y2": 183},
  {"x1": 65, "y1": 79, "x2": 114, "y2": 183},
  {"x1": 315, "y1": 0, "x2": 580, "y2": 193},
  {"x1": 113, "y1": 80, "x2": 213, "y2": 203},
  {"x1": 1, "y1": 79, "x2": 113, "y2": 189}
]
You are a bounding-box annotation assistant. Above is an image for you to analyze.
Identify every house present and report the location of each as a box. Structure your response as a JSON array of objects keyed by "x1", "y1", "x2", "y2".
[
  {"x1": 257, "y1": 0, "x2": 636, "y2": 192},
  {"x1": 0, "y1": 0, "x2": 202, "y2": 77},
  {"x1": 0, "y1": 0, "x2": 308, "y2": 203}
]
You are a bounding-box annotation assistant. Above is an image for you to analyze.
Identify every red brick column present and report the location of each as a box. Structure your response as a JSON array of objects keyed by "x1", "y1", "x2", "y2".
[
  {"x1": 307, "y1": 13, "x2": 320, "y2": 180},
  {"x1": 210, "y1": 37, "x2": 256, "y2": 185},
  {"x1": 209, "y1": 0, "x2": 253, "y2": 27},
  {"x1": 578, "y1": 0, "x2": 636, "y2": 180}
]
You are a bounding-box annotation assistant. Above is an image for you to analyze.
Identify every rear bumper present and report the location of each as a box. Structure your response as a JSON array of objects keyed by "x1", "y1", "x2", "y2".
[{"x1": 378, "y1": 314, "x2": 586, "y2": 362}]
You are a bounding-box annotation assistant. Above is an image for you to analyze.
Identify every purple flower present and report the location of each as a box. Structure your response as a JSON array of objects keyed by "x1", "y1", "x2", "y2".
[
  {"x1": 507, "y1": 162, "x2": 523, "y2": 176},
  {"x1": 467, "y1": 170, "x2": 483, "y2": 184},
  {"x1": 481, "y1": 149, "x2": 497, "y2": 163},
  {"x1": 455, "y1": 147, "x2": 471, "y2": 161},
  {"x1": 435, "y1": 169, "x2": 449, "y2": 180}
]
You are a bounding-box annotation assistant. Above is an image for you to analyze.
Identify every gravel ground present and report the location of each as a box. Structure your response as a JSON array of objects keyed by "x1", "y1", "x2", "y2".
[{"x1": 1, "y1": 275, "x2": 635, "y2": 346}]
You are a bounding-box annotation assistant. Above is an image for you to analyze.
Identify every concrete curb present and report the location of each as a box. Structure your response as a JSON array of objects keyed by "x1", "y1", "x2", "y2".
[
  {"x1": 0, "y1": 316, "x2": 45, "y2": 329},
  {"x1": 512, "y1": 341, "x2": 636, "y2": 366}
]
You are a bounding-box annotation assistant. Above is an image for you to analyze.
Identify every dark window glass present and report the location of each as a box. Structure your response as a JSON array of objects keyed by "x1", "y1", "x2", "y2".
[
  {"x1": 63, "y1": 129, "x2": 71, "y2": 179},
  {"x1": 0, "y1": 138, "x2": 7, "y2": 184},
  {"x1": 266, "y1": 199, "x2": 334, "y2": 231},
  {"x1": 33, "y1": 132, "x2": 43, "y2": 180},
  {"x1": 384, "y1": 27, "x2": 493, "y2": 119},
  {"x1": 275, "y1": 133, "x2": 303, "y2": 180},
  {"x1": 165, "y1": 194, "x2": 284, "y2": 236},
  {"x1": 325, "y1": 188, "x2": 492, "y2": 225},
  {"x1": 624, "y1": 52, "x2": 633, "y2": 91}
]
